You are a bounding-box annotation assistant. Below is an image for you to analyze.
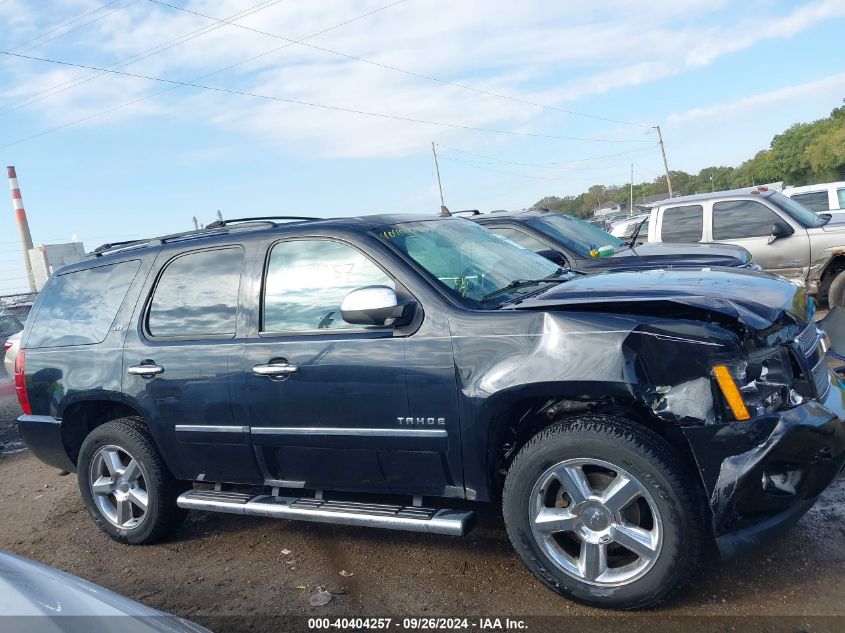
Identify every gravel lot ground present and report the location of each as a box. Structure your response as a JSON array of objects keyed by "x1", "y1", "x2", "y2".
[{"x1": 0, "y1": 375, "x2": 843, "y2": 632}]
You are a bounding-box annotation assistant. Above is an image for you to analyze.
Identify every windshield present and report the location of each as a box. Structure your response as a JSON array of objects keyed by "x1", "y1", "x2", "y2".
[
  {"x1": 525, "y1": 213, "x2": 626, "y2": 257},
  {"x1": 769, "y1": 191, "x2": 825, "y2": 228},
  {"x1": 374, "y1": 219, "x2": 562, "y2": 303}
]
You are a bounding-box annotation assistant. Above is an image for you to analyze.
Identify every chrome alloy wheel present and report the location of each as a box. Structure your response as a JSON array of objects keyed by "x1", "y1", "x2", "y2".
[
  {"x1": 88, "y1": 444, "x2": 149, "y2": 529},
  {"x1": 529, "y1": 458, "x2": 663, "y2": 587}
]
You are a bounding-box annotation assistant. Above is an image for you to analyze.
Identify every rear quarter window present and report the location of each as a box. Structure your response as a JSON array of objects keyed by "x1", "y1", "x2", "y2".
[
  {"x1": 27, "y1": 260, "x2": 141, "y2": 348},
  {"x1": 660, "y1": 205, "x2": 703, "y2": 243}
]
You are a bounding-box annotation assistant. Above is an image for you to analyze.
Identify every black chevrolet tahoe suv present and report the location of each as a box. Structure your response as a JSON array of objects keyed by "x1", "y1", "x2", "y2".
[{"x1": 15, "y1": 215, "x2": 845, "y2": 609}]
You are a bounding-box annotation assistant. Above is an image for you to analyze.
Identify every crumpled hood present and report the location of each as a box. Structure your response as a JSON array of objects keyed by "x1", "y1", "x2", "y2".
[
  {"x1": 513, "y1": 268, "x2": 809, "y2": 330},
  {"x1": 588, "y1": 241, "x2": 751, "y2": 270}
]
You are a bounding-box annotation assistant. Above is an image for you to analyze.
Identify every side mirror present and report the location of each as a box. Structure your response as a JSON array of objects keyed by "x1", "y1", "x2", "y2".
[
  {"x1": 768, "y1": 221, "x2": 794, "y2": 245},
  {"x1": 536, "y1": 249, "x2": 568, "y2": 267},
  {"x1": 341, "y1": 286, "x2": 415, "y2": 327}
]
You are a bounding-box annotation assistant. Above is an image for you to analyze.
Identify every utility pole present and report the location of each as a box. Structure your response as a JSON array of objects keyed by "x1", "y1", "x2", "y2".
[
  {"x1": 630, "y1": 163, "x2": 634, "y2": 216},
  {"x1": 431, "y1": 142, "x2": 447, "y2": 214},
  {"x1": 655, "y1": 125, "x2": 674, "y2": 198},
  {"x1": 6, "y1": 166, "x2": 36, "y2": 292}
]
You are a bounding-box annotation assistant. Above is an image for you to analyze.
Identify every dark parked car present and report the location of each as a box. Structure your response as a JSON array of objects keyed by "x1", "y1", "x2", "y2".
[
  {"x1": 15, "y1": 216, "x2": 845, "y2": 610},
  {"x1": 472, "y1": 208, "x2": 758, "y2": 273},
  {"x1": 0, "y1": 301, "x2": 33, "y2": 323}
]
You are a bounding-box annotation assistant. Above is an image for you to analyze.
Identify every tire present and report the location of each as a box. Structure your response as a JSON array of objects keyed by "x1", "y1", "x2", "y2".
[
  {"x1": 826, "y1": 270, "x2": 845, "y2": 308},
  {"x1": 502, "y1": 415, "x2": 703, "y2": 610},
  {"x1": 77, "y1": 417, "x2": 188, "y2": 544}
]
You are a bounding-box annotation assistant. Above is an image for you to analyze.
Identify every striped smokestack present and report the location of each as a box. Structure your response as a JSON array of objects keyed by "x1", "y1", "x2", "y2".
[{"x1": 7, "y1": 166, "x2": 36, "y2": 292}]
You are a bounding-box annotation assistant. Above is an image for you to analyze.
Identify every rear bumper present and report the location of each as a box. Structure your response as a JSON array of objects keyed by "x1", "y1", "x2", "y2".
[
  {"x1": 17, "y1": 415, "x2": 76, "y2": 473},
  {"x1": 683, "y1": 368, "x2": 845, "y2": 559}
]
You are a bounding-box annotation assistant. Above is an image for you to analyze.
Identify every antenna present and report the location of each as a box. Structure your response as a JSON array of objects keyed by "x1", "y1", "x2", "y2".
[{"x1": 432, "y1": 142, "x2": 446, "y2": 210}]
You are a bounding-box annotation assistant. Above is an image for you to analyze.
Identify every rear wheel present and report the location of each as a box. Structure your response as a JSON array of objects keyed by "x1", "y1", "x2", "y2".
[
  {"x1": 502, "y1": 415, "x2": 703, "y2": 609},
  {"x1": 78, "y1": 418, "x2": 188, "y2": 544}
]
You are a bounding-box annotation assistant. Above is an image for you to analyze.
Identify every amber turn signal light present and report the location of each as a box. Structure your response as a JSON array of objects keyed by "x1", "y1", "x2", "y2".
[{"x1": 713, "y1": 364, "x2": 751, "y2": 421}]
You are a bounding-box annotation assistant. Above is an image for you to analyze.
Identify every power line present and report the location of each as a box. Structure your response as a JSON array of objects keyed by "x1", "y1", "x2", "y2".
[
  {"x1": 146, "y1": 0, "x2": 652, "y2": 130},
  {"x1": 1, "y1": 51, "x2": 655, "y2": 148},
  {"x1": 441, "y1": 156, "x2": 590, "y2": 181},
  {"x1": 436, "y1": 144, "x2": 657, "y2": 169},
  {"x1": 0, "y1": 0, "x2": 410, "y2": 148},
  {"x1": 3, "y1": 0, "x2": 139, "y2": 55},
  {"x1": 0, "y1": 0, "x2": 287, "y2": 116}
]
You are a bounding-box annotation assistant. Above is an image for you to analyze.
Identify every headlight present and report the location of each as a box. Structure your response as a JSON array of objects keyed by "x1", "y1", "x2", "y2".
[{"x1": 713, "y1": 348, "x2": 794, "y2": 420}]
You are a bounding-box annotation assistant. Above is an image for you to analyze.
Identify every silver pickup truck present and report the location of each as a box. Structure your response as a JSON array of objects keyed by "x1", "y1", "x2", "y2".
[{"x1": 646, "y1": 186, "x2": 845, "y2": 306}]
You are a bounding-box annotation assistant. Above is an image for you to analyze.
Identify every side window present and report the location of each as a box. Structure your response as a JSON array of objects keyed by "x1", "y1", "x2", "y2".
[
  {"x1": 263, "y1": 240, "x2": 395, "y2": 332},
  {"x1": 837, "y1": 189, "x2": 845, "y2": 210},
  {"x1": 487, "y1": 226, "x2": 549, "y2": 252},
  {"x1": 147, "y1": 247, "x2": 243, "y2": 338},
  {"x1": 661, "y1": 205, "x2": 703, "y2": 243},
  {"x1": 791, "y1": 191, "x2": 829, "y2": 213},
  {"x1": 28, "y1": 260, "x2": 141, "y2": 348},
  {"x1": 713, "y1": 200, "x2": 780, "y2": 240}
]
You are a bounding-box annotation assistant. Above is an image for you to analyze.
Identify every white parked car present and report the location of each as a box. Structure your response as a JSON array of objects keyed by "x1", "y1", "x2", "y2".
[
  {"x1": 783, "y1": 181, "x2": 845, "y2": 217},
  {"x1": 609, "y1": 213, "x2": 650, "y2": 243},
  {"x1": 3, "y1": 331, "x2": 20, "y2": 377}
]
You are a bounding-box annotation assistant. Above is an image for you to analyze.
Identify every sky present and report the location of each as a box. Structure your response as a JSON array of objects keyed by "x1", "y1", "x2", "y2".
[{"x1": 0, "y1": 0, "x2": 844, "y2": 294}]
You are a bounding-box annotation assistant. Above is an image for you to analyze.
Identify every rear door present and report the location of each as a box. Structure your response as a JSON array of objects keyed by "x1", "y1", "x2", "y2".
[
  {"x1": 656, "y1": 204, "x2": 704, "y2": 243},
  {"x1": 122, "y1": 243, "x2": 261, "y2": 484},
  {"x1": 709, "y1": 199, "x2": 809, "y2": 280},
  {"x1": 239, "y1": 234, "x2": 461, "y2": 496}
]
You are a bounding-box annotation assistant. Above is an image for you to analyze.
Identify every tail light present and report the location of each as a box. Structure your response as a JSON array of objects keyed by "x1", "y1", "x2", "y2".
[
  {"x1": 14, "y1": 348, "x2": 31, "y2": 415},
  {"x1": 3, "y1": 341, "x2": 11, "y2": 353}
]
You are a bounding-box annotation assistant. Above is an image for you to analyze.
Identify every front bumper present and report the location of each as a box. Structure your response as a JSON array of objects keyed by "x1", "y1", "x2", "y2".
[
  {"x1": 17, "y1": 414, "x2": 76, "y2": 473},
  {"x1": 682, "y1": 368, "x2": 845, "y2": 559}
]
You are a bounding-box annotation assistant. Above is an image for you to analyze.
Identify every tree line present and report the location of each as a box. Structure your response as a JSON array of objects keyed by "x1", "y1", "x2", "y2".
[{"x1": 534, "y1": 105, "x2": 845, "y2": 218}]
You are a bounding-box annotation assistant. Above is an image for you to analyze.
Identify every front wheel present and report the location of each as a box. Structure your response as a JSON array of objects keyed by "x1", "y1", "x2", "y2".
[
  {"x1": 502, "y1": 416, "x2": 703, "y2": 609},
  {"x1": 826, "y1": 269, "x2": 845, "y2": 308},
  {"x1": 78, "y1": 418, "x2": 188, "y2": 544}
]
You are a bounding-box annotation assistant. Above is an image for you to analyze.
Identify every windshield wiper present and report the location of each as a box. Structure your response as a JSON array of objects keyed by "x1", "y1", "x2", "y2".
[
  {"x1": 480, "y1": 271, "x2": 568, "y2": 302},
  {"x1": 625, "y1": 217, "x2": 648, "y2": 247}
]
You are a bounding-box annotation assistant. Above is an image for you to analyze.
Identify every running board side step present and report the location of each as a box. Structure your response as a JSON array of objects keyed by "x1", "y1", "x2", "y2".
[{"x1": 177, "y1": 489, "x2": 475, "y2": 536}]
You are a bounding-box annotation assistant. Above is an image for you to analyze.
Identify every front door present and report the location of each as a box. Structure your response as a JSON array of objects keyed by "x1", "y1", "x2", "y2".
[
  {"x1": 241, "y1": 237, "x2": 441, "y2": 494},
  {"x1": 710, "y1": 199, "x2": 810, "y2": 281},
  {"x1": 122, "y1": 245, "x2": 261, "y2": 484}
]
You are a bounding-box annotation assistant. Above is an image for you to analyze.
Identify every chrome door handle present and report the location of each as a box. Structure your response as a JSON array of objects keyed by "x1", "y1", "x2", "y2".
[
  {"x1": 127, "y1": 363, "x2": 165, "y2": 377},
  {"x1": 253, "y1": 362, "x2": 299, "y2": 377}
]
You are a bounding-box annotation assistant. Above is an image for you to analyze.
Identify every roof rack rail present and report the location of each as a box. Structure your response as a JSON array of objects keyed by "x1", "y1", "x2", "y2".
[
  {"x1": 91, "y1": 215, "x2": 322, "y2": 257},
  {"x1": 206, "y1": 215, "x2": 320, "y2": 228},
  {"x1": 438, "y1": 206, "x2": 481, "y2": 217}
]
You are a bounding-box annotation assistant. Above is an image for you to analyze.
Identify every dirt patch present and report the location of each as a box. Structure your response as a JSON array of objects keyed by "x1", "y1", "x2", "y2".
[{"x1": 0, "y1": 451, "x2": 843, "y2": 632}]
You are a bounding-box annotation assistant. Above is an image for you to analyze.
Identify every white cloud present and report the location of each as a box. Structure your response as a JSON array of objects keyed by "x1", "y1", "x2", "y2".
[
  {"x1": 0, "y1": 0, "x2": 841, "y2": 158},
  {"x1": 666, "y1": 73, "x2": 845, "y2": 125}
]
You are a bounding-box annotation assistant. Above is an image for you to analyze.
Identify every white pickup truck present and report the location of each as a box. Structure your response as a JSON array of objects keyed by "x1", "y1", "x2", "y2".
[
  {"x1": 645, "y1": 186, "x2": 845, "y2": 306},
  {"x1": 783, "y1": 181, "x2": 845, "y2": 216}
]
